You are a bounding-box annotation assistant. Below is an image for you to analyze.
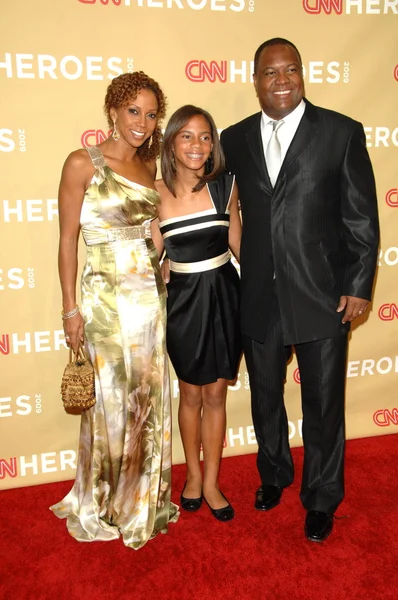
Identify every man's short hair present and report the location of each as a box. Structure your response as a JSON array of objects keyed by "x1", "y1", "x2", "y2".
[{"x1": 254, "y1": 38, "x2": 302, "y2": 74}]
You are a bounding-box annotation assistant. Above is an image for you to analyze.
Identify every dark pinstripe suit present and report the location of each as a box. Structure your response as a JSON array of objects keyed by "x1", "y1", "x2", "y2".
[{"x1": 221, "y1": 99, "x2": 379, "y2": 512}]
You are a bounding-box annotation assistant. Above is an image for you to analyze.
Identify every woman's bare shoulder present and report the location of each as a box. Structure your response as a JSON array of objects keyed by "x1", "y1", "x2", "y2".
[
  {"x1": 60, "y1": 149, "x2": 96, "y2": 189},
  {"x1": 63, "y1": 148, "x2": 92, "y2": 171}
]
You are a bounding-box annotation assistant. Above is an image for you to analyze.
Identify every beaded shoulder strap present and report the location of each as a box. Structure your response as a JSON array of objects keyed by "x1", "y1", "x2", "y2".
[{"x1": 86, "y1": 145, "x2": 106, "y2": 169}]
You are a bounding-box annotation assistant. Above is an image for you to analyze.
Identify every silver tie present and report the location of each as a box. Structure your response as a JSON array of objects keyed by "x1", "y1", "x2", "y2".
[{"x1": 266, "y1": 120, "x2": 284, "y2": 187}]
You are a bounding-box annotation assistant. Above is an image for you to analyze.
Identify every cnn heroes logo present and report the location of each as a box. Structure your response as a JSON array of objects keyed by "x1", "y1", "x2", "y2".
[
  {"x1": 378, "y1": 303, "x2": 398, "y2": 320},
  {"x1": 0, "y1": 199, "x2": 58, "y2": 223},
  {"x1": 0, "y1": 268, "x2": 35, "y2": 291},
  {"x1": 0, "y1": 394, "x2": 43, "y2": 418},
  {"x1": 0, "y1": 54, "x2": 134, "y2": 80},
  {"x1": 302, "y1": 0, "x2": 398, "y2": 14},
  {"x1": 378, "y1": 246, "x2": 398, "y2": 267},
  {"x1": 0, "y1": 450, "x2": 76, "y2": 480},
  {"x1": 0, "y1": 330, "x2": 67, "y2": 355},
  {"x1": 364, "y1": 127, "x2": 398, "y2": 147},
  {"x1": 226, "y1": 420, "x2": 303, "y2": 448},
  {"x1": 82, "y1": 129, "x2": 112, "y2": 147},
  {"x1": 77, "y1": 0, "x2": 253, "y2": 11},
  {"x1": 201, "y1": 421, "x2": 303, "y2": 451},
  {"x1": 0, "y1": 128, "x2": 27, "y2": 152},
  {"x1": 294, "y1": 355, "x2": 398, "y2": 381},
  {"x1": 373, "y1": 408, "x2": 398, "y2": 427},
  {"x1": 385, "y1": 189, "x2": 398, "y2": 207},
  {"x1": 185, "y1": 60, "x2": 350, "y2": 84}
]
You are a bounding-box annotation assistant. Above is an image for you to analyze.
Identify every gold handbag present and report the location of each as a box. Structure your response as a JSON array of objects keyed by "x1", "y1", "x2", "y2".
[{"x1": 61, "y1": 346, "x2": 95, "y2": 410}]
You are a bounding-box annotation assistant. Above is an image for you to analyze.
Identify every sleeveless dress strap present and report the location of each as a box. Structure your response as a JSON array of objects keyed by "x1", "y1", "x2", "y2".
[
  {"x1": 208, "y1": 171, "x2": 235, "y2": 213},
  {"x1": 224, "y1": 172, "x2": 235, "y2": 213},
  {"x1": 86, "y1": 145, "x2": 106, "y2": 170}
]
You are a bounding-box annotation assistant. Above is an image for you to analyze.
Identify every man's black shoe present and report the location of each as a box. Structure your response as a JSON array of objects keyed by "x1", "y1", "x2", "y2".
[
  {"x1": 254, "y1": 485, "x2": 282, "y2": 511},
  {"x1": 305, "y1": 510, "x2": 333, "y2": 542}
]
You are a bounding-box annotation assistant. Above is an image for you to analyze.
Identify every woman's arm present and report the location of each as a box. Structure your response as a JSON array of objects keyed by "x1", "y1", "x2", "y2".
[
  {"x1": 153, "y1": 179, "x2": 170, "y2": 281},
  {"x1": 150, "y1": 217, "x2": 164, "y2": 258},
  {"x1": 228, "y1": 182, "x2": 241, "y2": 262},
  {"x1": 58, "y1": 150, "x2": 92, "y2": 351}
]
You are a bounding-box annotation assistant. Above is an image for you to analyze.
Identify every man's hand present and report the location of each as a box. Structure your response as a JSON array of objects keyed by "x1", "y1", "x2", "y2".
[
  {"x1": 161, "y1": 258, "x2": 170, "y2": 284},
  {"x1": 337, "y1": 296, "x2": 369, "y2": 323}
]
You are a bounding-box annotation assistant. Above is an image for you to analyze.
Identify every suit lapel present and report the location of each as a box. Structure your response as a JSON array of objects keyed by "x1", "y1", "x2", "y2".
[
  {"x1": 244, "y1": 102, "x2": 319, "y2": 194},
  {"x1": 279, "y1": 99, "x2": 319, "y2": 177},
  {"x1": 245, "y1": 113, "x2": 273, "y2": 194}
]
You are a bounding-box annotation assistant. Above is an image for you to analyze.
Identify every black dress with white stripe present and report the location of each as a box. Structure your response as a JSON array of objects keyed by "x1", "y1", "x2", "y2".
[{"x1": 159, "y1": 172, "x2": 241, "y2": 385}]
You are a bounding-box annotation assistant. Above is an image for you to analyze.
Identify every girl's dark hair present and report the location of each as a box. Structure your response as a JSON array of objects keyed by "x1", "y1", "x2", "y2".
[
  {"x1": 161, "y1": 105, "x2": 225, "y2": 197},
  {"x1": 104, "y1": 71, "x2": 166, "y2": 162}
]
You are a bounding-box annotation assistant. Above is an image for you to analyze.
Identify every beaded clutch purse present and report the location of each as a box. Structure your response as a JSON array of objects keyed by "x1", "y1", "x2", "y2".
[{"x1": 61, "y1": 346, "x2": 95, "y2": 410}]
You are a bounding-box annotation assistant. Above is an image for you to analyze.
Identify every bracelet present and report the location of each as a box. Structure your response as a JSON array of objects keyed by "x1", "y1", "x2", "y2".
[
  {"x1": 62, "y1": 307, "x2": 79, "y2": 319},
  {"x1": 62, "y1": 304, "x2": 79, "y2": 320}
]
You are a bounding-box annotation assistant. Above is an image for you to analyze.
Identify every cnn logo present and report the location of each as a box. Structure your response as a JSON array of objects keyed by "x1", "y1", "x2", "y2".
[
  {"x1": 385, "y1": 189, "x2": 398, "y2": 207},
  {"x1": 186, "y1": 60, "x2": 227, "y2": 83},
  {"x1": 373, "y1": 408, "x2": 398, "y2": 427},
  {"x1": 302, "y1": 0, "x2": 343, "y2": 14},
  {"x1": 81, "y1": 129, "x2": 112, "y2": 147},
  {"x1": 378, "y1": 304, "x2": 398, "y2": 321}
]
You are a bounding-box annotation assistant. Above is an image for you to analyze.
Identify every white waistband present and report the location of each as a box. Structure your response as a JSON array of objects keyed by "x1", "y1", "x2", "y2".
[
  {"x1": 170, "y1": 250, "x2": 231, "y2": 274},
  {"x1": 84, "y1": 225, "x2": 151, "y2": 246}
]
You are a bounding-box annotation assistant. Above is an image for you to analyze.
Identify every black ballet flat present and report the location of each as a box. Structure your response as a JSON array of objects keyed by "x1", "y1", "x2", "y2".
[
  {"x1": 180, "y1": 482, "x2": 203, "y2": 512},
  {"x1": 204, "y1": 492, "x2": 234, "y2": 522}
]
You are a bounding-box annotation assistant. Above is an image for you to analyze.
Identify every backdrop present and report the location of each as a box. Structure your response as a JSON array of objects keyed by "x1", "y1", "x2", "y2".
[{"x1": 1, "y1": 0, "x2": 397, "y2": 490}]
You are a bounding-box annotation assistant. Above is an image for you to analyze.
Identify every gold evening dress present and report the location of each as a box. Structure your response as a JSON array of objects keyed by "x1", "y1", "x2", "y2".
[{"x1": 50, "y1": 145, "x2": 179, "y2": 549}]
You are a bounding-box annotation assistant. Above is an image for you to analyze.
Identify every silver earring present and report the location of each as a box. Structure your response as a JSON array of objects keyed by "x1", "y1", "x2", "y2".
[{"x1": 112, "y1": 119, "x2": 120, "y2": 142}]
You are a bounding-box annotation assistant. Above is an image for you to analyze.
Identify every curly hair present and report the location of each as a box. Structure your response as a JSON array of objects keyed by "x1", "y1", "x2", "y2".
[{"x1": 104, "y1": 71, "x2": 166, "y2": 162}]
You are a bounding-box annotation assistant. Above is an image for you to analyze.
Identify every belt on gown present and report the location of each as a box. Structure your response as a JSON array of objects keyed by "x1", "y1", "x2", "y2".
[
  {"x1": 83, "y1": 225, "x2": 151, "y2": 246},
  {"x1": 170, "y1": 250, "x2": 231, "y2": 274}
]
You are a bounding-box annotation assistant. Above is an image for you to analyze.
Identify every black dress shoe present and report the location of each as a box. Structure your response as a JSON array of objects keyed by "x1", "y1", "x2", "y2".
[
  {"x1": 180, "y1": 482, "x2": 202, "y2": 512},
  {"x1": 204, "y1": 492, "x2": 234, "y2": 522},
  {"x1": 254, "y1": 485, "x2": 282, "y2": 511},
  {"x1": 305, "y1": 510, "x2": 333, "y2": 542}
]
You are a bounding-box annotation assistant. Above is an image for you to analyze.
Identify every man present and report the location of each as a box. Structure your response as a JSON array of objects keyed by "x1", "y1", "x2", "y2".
[{"x1": 220, "y1": 38, "x2": 379, "y2": 542}]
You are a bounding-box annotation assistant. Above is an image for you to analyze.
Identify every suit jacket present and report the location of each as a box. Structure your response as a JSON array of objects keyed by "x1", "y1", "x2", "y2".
[{"x1": 220, "y1": 99, "x2": 380, "y2": 344}]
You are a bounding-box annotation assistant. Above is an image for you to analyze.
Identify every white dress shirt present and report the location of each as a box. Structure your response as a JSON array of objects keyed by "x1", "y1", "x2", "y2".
[{"x1": 261, "y1": 99, "x2": 306, "y2": 179}]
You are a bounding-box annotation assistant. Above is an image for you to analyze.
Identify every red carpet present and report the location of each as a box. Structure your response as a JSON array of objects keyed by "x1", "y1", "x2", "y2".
[{"x1": 1, "y1": 434, "x2": 397, "y2": 600}]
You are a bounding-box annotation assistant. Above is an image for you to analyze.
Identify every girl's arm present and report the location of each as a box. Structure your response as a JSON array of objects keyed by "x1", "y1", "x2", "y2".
[
  {"x1": 228, "y1": 181, "x2": 241, "y2": 263},
  {"x1": 150, "y1": 217, "x2": 164, "y2": 258}
]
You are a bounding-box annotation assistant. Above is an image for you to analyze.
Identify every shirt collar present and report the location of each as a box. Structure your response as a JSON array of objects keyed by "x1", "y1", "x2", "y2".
[{"x1": 261, "y1": 99, "x2": 306, "y2": 130}]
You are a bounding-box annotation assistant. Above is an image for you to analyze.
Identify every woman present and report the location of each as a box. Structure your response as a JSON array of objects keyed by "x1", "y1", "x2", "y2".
[
  {"x1": 153, "y1": 105, "x2": 241, "y2": 522},
  {"x1": 50, "y1": 72, "x2": 179, "y2": 549}
]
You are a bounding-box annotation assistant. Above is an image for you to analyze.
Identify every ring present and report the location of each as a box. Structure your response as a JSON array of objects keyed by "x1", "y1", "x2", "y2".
[{"x1": 358, "y1": 310, "x2": 363, "y2": 315}]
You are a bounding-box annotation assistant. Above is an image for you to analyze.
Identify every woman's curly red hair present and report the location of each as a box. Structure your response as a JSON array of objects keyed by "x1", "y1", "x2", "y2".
[{"x1": 104, "y1": 71, "x2": 166, "y2": 162}]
